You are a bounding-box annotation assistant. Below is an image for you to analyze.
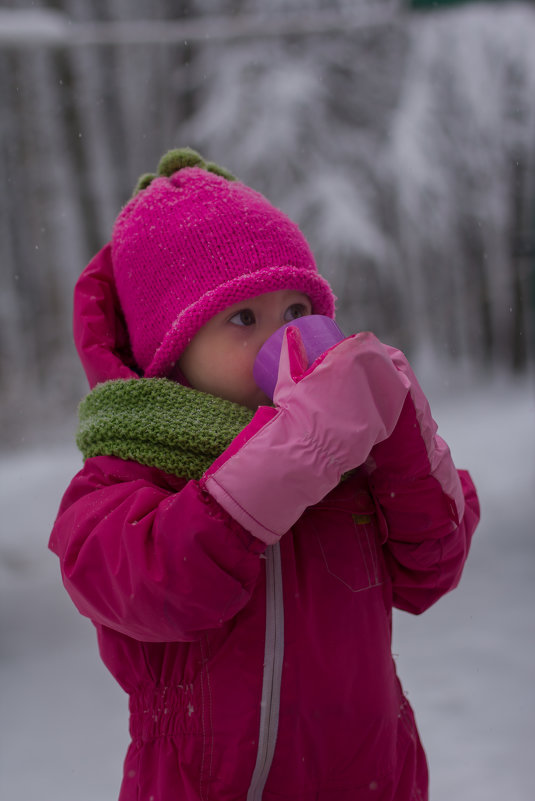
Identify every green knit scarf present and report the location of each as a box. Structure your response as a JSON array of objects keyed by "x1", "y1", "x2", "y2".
[{"x1": 76, "y1": 378, "x2": 255, "y2": 481}]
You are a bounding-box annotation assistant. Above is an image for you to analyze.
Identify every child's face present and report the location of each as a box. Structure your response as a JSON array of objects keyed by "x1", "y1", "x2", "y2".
[{"x1": 179, "y1": 289, "x2": 312, "y2": 409}]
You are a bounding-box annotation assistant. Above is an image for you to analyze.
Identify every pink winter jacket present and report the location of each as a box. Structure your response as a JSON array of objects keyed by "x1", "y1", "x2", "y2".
[{"x1": 50, "y1": 245, "x2": 480, "y2": 801}]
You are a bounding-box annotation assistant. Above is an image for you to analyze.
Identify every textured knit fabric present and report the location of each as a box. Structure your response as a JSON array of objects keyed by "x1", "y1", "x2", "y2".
[
  {"x1": 77, "y1": 378, "x2": 254, "y2": 480},
  {"x1": 111, "y1": 149, "x2": 336, "y2": 378}
]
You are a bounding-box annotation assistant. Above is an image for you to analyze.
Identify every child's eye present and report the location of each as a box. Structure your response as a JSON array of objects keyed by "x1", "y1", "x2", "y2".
[
  {"x1": 284, "y1": 303, "x2": 310, "y2": 322},
  {"x1": 229, "y1": 309, "x2": 256, "y2": 327}
]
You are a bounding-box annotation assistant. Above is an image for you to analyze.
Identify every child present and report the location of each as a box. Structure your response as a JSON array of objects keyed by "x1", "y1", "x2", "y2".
[{"x1": 50, "y1": 147, "x2": 480, "y2": 801}]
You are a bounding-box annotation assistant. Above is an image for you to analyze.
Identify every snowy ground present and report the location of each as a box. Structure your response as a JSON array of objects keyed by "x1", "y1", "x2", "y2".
[{"x1": 1, "y1": 377, "x2": 534, "y2": 800}]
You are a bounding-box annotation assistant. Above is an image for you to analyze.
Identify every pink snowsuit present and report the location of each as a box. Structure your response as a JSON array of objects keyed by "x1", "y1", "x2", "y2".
[{"x1": 50, "y1": 245, "x2": 480, "y2": 800}]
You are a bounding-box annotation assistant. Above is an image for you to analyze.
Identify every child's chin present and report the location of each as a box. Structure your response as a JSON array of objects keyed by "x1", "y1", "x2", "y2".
[{"x1": 243, "y1": 389, "x2": 273, "y2": 410}]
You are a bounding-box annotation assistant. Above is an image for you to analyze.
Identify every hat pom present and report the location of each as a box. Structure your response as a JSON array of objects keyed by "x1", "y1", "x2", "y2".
[
  {"x1": 132, "y1": 147, "x2": 235, "y2": 196},
  {"x1": 158, "y1": 147, "x2": 205, "y2": 175}
]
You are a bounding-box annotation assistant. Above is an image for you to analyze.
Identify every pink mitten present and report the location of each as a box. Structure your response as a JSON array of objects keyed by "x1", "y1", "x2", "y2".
[
  {"x1": 201, "y1": 328, "x2": 409, "y2": 543},
  {"x1": 366, "y1": 347, "x2": 466, "y2": 525}
]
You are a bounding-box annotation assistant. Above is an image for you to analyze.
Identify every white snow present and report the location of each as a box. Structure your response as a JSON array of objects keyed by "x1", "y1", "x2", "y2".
[
  {"x1": 0, "y1": 379, "x2": 533, "y2": 800},
  {"x1": 393, "y1": 377, "x2": 535, "y2": 801}
]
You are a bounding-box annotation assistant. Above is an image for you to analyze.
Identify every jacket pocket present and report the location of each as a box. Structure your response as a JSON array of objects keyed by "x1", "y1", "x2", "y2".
[{"x1": 314, "y1": 513, "x2": 383, "y2": 593}]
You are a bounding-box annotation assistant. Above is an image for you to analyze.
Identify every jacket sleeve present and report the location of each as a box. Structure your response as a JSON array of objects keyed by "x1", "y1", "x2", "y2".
[
  {"x1": 367, "y1": 348, "x2": 480, "y2": 614},
  {"x1": 49, "y1": 455, "x2": 266, "y2": 642}
]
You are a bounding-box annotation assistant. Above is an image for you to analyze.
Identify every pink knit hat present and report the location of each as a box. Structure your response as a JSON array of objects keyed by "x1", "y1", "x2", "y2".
[{"x1": 112, "y1": 148, "x2": 336, "y2": 378}]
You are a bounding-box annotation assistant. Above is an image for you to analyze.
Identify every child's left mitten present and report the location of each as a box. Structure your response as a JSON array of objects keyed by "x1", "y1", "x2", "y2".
[{"x1": 366, "y1": 347, "x2": 466, "y2": 525}]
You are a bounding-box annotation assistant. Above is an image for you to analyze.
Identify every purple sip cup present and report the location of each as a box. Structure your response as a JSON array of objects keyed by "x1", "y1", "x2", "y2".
[{"x1": 253, "y1": 314, "x2": 345, "y2": 400}]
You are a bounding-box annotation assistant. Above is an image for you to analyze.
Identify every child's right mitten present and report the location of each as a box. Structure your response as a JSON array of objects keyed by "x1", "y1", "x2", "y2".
[{"x1": 201, "y1": 327, "x2": 409, "y2": 544}]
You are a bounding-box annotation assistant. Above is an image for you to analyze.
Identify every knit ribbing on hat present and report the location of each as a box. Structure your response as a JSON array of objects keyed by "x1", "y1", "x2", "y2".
[{"x1": 112, "y1": 161, "x2": 335, "y2": 378}]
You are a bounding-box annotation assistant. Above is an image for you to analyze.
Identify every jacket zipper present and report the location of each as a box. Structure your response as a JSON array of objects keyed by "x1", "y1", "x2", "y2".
[{"x1": 246, "y1": 542, "x2": 284, "y2": 800}]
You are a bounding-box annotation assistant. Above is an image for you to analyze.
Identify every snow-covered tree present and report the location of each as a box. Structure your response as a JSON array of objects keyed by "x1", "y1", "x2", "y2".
[{"x1": 1, "y1": 0, "x2": 534, "y2": 445}]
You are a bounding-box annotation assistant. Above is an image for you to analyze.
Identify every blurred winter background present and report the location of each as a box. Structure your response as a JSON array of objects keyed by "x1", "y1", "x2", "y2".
[{"x1": 0, "y1": 0, "x2": 534, "y2": 799}]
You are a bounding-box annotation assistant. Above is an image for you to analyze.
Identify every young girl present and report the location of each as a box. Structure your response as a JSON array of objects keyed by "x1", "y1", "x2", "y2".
[{"x1": 50, "y1": 148, "x2": 480, "y2": 801}]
